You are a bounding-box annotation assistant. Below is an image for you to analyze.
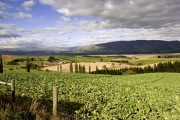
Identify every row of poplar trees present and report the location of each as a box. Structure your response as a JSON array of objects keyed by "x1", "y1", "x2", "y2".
[{"x1": 70, "y1": 62, "x2": 86, "y2": 73}]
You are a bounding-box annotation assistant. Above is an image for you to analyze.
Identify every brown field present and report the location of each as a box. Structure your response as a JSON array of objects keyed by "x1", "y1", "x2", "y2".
[
  {"x1": 125, "y1": 53, "x2": 180, "y2": 59},
  {"x1": 2, "y1": 55, "x2": 14, "y2": 60},
  {"x1": 42, "y1": 53, "x2": 180, "y2": 72},
  {"x1": 42, "y1": 62, "x2": 124, "y2": 72}
]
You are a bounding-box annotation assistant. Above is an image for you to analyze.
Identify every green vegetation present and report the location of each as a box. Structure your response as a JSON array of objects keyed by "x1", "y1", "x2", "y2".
[
  {"x1": 131, "y1": 58, "x2": 180, "y2": 65},
  {"x1": 1, "y1": 72, "x2": 180, "y2": 119},
  {"x1": 75, "y1": 62, "x2": 78, "y2": 73},
  {"x1": 26, "y1": 57, "x2": 30, "y2": 72},
  {"x1": 2, "y1": 54, "x2": 179, "y2": 73},
  {"x1": 70, "y1": 62, "x2": 73, "y2": 73},
  {"x1": 0, "y1": 54, "x2": 3, "y2": 73},
  {"x1": 92, "y1": 61, "x2": 180, "y2": 75}
]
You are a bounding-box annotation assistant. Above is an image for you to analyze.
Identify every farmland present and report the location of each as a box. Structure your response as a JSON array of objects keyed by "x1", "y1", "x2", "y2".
[
  {"x1": 0, "y1": 71, "x2": 180, "y2": 119},
  {"x1": 2, "y1": 53, "x2": 180, "y2": 73}
]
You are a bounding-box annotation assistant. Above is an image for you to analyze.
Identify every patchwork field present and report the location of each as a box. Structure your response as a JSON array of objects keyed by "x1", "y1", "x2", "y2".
[{"x1": 1, "y1": 53, "x2": 180, "y2": 73}]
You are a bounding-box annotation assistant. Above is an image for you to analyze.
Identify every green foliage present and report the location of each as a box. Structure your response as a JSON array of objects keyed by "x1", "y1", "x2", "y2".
[
  {"x1": 79, "y1": 64, "x2": 82, "y2": 73},
  {"x1": 91, "y1": 61, "x2": 180, "y2": 75},
  {"x1": 57, "y1": 65, "x2": 60, "y2": 72},
  {"x1": 96, "y1": 66, "x2": 98, "y2": 71},
  {"x1": 82, "y1": 65, "x2": 85, "y2": 73},
  {"x1": 0, "y1": 72, "x2": 180, "y2": 119},
  {"x1": 89, "y1": 65, "x2": 91, "y2": 74},
  {"x1": 0, "y1": 54, "x2": 3, "y2": 73},
  {"x1": 75, "y1": 63, "x2": 78, "y2": 73},
  {"x1": 0, "y1": 98, "x2": 48, "y2": 119},
  {"x1": 26, "y1": 57, "x2": 30, "y2": 72},
  {"x1": 110, "y1": 60, "x2": 129, "y2": 63},
  {"x1": 60, "y1": 64, "x2": 62, "y2": 72},
  {"x1": 7, "y1": 58, "x2": 26, "y2": 65},
  {"x1": 122, "y1": 69, "x2": 135, "y2": 75},
  {"x1": 70, "y1": 63, "x2": 73, "y2": 73},
  {"x1": 47, "y1": 56, "x2": 55, "y2": 62}
]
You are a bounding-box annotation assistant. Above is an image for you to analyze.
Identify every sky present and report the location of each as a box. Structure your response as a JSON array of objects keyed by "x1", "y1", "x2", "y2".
[{"x1": 0, "y1": 0, "x2": 180, "y2": 49}]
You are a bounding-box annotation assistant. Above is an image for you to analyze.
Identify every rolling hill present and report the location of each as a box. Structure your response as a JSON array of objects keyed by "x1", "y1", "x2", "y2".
[
  {"x1": 1, "y1": 40, "x2": 180, "y2": 55},
  {"x1": 76, "y1": 40, "x2": 180, "y2": 54}
]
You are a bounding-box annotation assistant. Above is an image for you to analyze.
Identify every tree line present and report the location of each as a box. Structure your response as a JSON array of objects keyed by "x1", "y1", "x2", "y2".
[
  {"x1": 91, "y1": 61, "x2": 180, "y2": 75},
  {"x1": 69, "y1": 63, "x2": 86, "y2": 73}
]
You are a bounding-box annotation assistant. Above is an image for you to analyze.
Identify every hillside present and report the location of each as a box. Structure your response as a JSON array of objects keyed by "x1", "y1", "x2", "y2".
[{"x1": 76, "y1": 40, "x2": 180, "y2": 54}]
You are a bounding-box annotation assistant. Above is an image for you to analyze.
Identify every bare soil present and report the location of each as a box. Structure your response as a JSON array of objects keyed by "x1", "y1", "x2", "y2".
[
  {"x1": 42, "y1": 62, "x2": 121, "y2": 72},
  {"x1": 2, "y1": 55, "x2": 14, "y2": 60}
]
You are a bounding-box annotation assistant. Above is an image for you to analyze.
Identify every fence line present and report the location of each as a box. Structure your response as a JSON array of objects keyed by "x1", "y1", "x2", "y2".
[
  {"x1": 0, "y1": 80, "x2": 15, "y2": 102},
  {"x1": 1, "y1": 81, "x2": 73, "y2": 118},
  {"x1": 1, "y1": 81, "x2": 59, "y2": 116}
]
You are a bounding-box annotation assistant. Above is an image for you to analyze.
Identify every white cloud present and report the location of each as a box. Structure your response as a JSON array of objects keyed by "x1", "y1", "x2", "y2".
[
  {"x1": 0, "y1": 24, "x2": 22, "y2": 38},
  {"x1": 105, "y1": 1, "x2": 114, "y2": 9},
  {"x1": 0, "y1": 37, "x2": 43, "y2": 49},
  {"x1": 0, "y1": 31, "x2": 20, "y2": 38},
  {"x1": 39, "y1": 0, "x2": 180, "y2": 29},
  {"x1": 57, "y1": 8, "x2": 71, "y2": 16},
  {"x1": 22, "y1": 0, "x2": 35, "y2": 10},
  {"x1": 60, "y1": 16, "x2": 70, "y2": 22},
  {"x1": 14, "y1": 12, "x2": 32, "y2": 19},
  {"x1": 28, "y1": 26, "x2": 74, "y2": 38},
  {"x1": 0, "y1": 2, "x2": 10, "y2": 9},
  {"x1": 39, "y1": 0, "x2": 180, "y2": 43}
]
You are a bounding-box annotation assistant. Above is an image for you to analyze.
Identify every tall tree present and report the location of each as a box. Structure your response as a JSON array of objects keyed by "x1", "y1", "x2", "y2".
[
  {"x1": 0, "y1": 54, "x2": 3, "y2": 73},
  {"x1": 79, "y1": 64, "x2": 82, "y2": 73},
  {"x1": 89, "y1": 65, "x2": 91, "y2": 74},
  {"x1": 70, "y1": 62, "x2": 73, "y2": 73},
  {"x1": 57, "y1": 65, "x2": 59, "y2": 71},
  {"x1": 26, "y1": 57, "x2": 30, "y2": 72},
  {"x1": 82, "y1": 65, "x2": 86, "y2": 73},
  {"x1": 75, "y1": 62, "x2": 78, "y2": 73},
  {"x1": 60, "y1": 64, "x2": 62, "y2": 72},
  {"x1": 96, "y1": 66, "x2": 98, "y2": 71}
]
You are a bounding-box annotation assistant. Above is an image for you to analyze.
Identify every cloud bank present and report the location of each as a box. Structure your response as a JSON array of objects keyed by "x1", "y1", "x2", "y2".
[
  {"x1": 1, "y1": 0, "x2": 180, "y2": 49},
  {"x1": 40, "y1": 0, "x2": 180, "y2": 29}
]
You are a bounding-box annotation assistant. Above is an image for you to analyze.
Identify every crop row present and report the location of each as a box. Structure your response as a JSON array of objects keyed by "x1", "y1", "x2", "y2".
[{"x1": 0, "y1": 72, "x2": 180, "y2": 119}]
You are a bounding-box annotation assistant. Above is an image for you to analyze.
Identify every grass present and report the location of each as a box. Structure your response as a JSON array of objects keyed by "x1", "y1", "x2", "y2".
[{"x1": 130, "y1": 58, "x2": 180, "y2": 65}]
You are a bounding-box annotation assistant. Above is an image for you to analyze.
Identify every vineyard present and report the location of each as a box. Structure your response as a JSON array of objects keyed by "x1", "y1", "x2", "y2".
[{"x1": 0, "y1": 72, "x2": 180, "y2": 119}]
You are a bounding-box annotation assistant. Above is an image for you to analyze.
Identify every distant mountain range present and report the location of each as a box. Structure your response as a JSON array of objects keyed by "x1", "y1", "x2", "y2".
[
  {"x1": 0, "y1": 46, "x2": 78, "y2": 55},
  {"x1": 76, "y1": 40, "x2": 180, "y2": 54},
  {"x1": 0, "y1": 40, "x2": 180, "y2": 55}
]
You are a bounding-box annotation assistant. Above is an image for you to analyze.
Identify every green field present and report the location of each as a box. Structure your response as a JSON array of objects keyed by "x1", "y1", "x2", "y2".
[
  {"x1": 131, "y1": 58, "x2": 180, "y2": 65},
  {"x1": 0, "y1": 71, "x2": 180, "y2": 119},
  {"x1": 3, "y1": 54, "x2": 180, "y2": 73}
]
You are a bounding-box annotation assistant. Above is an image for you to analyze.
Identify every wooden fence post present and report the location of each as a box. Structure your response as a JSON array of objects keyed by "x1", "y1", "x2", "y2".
[
  {"x1": 11, "y1": 80, "x2": 15, "y2": 102},
  {"x1": 53, "y1": 86, "x2": 58, "y2": 116}
]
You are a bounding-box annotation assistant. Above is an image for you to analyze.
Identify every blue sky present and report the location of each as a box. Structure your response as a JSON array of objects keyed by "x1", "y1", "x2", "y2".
[{"x1": 0, "y1": 0, "x2": 180, "y2": 49}]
